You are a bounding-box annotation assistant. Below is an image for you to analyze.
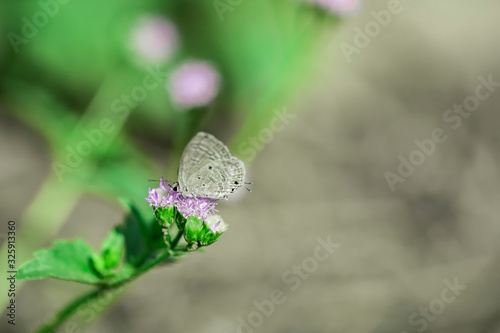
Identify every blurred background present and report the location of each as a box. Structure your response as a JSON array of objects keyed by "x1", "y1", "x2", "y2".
[{"x1": 2, "y1": 0, "x2": 500, "y2": 332}]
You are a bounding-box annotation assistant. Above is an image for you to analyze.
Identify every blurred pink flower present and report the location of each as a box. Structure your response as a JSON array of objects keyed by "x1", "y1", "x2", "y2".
[
  {"x1": 311, "y1": 0, "x2": 362, "y2": 16},
  {"x1": 130, "y1": 15, "x2": 179, "y2": 62},
  {"x1": 168, "y1": 60, "x2": 221, "y2": 109}
]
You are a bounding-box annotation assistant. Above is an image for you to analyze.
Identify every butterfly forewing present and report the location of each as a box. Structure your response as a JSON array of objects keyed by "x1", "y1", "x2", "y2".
[{"x1": 178, "y1": 132, "x2": 245, "y2": 199}]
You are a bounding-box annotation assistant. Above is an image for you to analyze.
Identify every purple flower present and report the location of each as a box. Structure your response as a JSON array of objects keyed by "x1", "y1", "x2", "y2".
[
  {"x1": 145, "y1": 177, "x2": 219, "y2": 221},
  {"x1": 174, "y1": 194, "x2": 219, "y2": 221},
  {"x1": 167, "y1": 60, "x2": 221, "y2": 109},
  {"x1": 145, "y1": 178, "x2": 178, "y2": 208}
]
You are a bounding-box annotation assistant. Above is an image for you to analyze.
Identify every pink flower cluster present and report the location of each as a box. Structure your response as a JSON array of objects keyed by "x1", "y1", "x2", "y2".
[{"x1": 146, "y1": 178, "x2": 219, "y2": 222}]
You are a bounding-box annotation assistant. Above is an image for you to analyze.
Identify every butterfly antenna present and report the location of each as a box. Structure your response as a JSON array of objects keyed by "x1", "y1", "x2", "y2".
[
  {"x1": 148, "y1": 179, "x2": 160, "y2": 182},
  {"x1": 245, "y1": 186, "x2": 252, "y2": 192}
]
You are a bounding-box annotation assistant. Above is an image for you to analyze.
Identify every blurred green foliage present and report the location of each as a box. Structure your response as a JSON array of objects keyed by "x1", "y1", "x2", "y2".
[{"x1": 0, "y1": 0, "x2": 338, "y2": 215}]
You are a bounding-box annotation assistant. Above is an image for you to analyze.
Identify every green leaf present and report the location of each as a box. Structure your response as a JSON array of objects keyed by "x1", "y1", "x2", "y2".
[
  {"x1": 148, "y1": 214, "x2": 168, "y2": 251},
  {"x1": 90, "y1": 253, "x2": 107, "y2": 277},
  {"x1": 120, "y1": 199, "x2": 150, "y2": 266},
  {"x1": 17, "y1": 239, "x2": 103, "y2": 284},
  {"x1": 123, "y1": 213, "x2": 148, "y2": 266},
  {"x1": 100, "y1": 226, "x2": 125, "y2": 269}
]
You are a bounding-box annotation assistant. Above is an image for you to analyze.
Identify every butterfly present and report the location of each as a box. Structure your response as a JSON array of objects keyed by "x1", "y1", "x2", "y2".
[{"x1": 171, "y1": 132, "x2": 247, "y2": 199}]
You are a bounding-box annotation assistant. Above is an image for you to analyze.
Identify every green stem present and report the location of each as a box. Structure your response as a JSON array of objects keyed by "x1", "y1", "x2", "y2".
[
  {"x1": 171, "y1": 227, "x2": 184, "y2": 248},
  {"x1": 34, "y1": 226, "x2": 186, "y2": 333},
  {"x1": 34, "y1": 288, "x2": 103, "y2": 333},
  {"x1": 108, "y1": 246, "x2": 172, "y2": 288}
]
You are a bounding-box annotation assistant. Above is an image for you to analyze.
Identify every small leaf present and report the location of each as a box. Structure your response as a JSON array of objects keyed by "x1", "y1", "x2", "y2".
[
  {"x1": 90, "y1": 253, "x2": 107, "y2": 277},
  {"x1": 101, "y1": 226, "x2": 125, "y2": 269},
  {"x1": 119, "y1": 199, "x2": 151, "y2": 267},
  {"x1": 149, "y1": 215, "x2": 168, "y2": 250},
  {"x1": 17, "y1": 239, "x2": 103, "y2": 284}
]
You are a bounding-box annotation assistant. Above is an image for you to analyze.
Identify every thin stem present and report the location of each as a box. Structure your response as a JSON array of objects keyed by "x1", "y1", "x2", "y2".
[
  {"x1": 108, "y1": 245, "x2": 173, "y2": 288},
  {"x1": 171, "y1": 227, "x2": 184, "y2": 248},
  {"x1": 34, "y1": 226, "x2": 186, "y2": 332},
  {"x1": 34, "y1": 288, "x2": 103, "y2": 333}
]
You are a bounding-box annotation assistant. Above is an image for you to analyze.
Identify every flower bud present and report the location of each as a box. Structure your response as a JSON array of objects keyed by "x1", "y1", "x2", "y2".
[
  {"x1": 184, "y1": 215, "x2": 205, "y2": 245},
  {"x1": 184, "y1": 214, "x2": 227, "y2": 248},
  {"x1": 198, "y1": 227, "x2": 220, "y2": 247},
  {"x1": 154, "y1": 206, "x2": 176, "y2": 228},
  {"x1": 199, "y1": 215, "x2": 227, "y2": 246}
]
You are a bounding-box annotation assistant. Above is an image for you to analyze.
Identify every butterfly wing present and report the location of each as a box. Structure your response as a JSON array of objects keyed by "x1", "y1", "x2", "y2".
[{"x1": 178, "y1": 132, "x2": 245, "y2": 199}]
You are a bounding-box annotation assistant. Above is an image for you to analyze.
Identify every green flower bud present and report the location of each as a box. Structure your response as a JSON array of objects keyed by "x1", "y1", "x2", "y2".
[
  {"x1": 154, "y1": 206, "x2": 177, "y2": 228},
  {"x1": 184, "y1": 215, "x2": 205, "y2": 245},
  {"x1": 184, "y1": 214, "x2": 228, "y2": 248},
  {"x1": 198, "y1": 225, "x2": 220, "y2": 246},
  {"x1": 199, "y1": 215, "x2": 227, "y2": 246}
]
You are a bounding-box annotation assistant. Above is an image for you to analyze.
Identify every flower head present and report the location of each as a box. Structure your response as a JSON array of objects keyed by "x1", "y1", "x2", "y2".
[
  {"x1": 205, "y1": 214, "x2": 228, "y2": 234},
  {"x1": 130, "y1": 14, "x2": 179, "y2": 62},
  {"x1": 145, "y1": 178, "x2": 219, "y2": 220},
  {"x1": 146, "y1": 178, "x2": 227, "y2": 248},
  {"x1": 145, "y1": 178, "x2": 178, "y2": 208},
  {"x1": 167, "y1": 60, "x2": 221, "y2": 109},
  {"x1": 174, "y1": 194, "x2": 219, "y2": 221}
]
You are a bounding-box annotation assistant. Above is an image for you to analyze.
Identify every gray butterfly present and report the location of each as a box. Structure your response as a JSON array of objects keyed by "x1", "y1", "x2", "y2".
[{"x1": 172, "y1": 132, "x2": 246, "y2": 199}]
